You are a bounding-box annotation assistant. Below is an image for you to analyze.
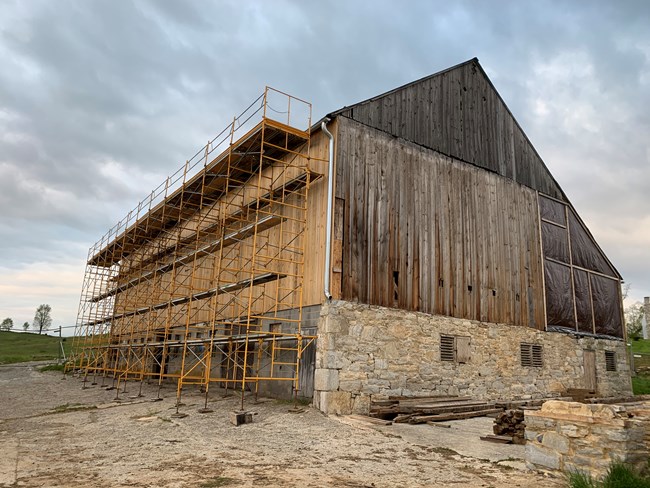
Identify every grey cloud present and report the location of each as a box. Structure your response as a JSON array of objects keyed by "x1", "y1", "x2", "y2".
[{"x1": 0, "y1": 0, "x2": 649, "y2": 325}]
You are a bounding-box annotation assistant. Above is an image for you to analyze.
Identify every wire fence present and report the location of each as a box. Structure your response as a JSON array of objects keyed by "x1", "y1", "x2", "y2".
[
  {"x1": 5, "y1": 325, "x2": 76, "y2": 335},
  {"x1": 632, "y1": 351, "x2": 650, "y2": 373}
]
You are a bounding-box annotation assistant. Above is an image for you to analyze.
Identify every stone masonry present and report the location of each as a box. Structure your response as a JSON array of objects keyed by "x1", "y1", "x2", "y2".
[
  {"x1": 525, "y1": 401, "x2": 649, "y2": 478},
  {"x1": 313, "y1": 301, "x2": 632, "y2": 415}
]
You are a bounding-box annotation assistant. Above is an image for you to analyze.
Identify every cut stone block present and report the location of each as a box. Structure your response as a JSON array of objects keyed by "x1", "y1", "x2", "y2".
[
  {"x1": 314, "y1": 368, "x2": 339, "y2": 391},
  {"x1": 230, "y1": 410, "x2": 253, "y2": 426}
]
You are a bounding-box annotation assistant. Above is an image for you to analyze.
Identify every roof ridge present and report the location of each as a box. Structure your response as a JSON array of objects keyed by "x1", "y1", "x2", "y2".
[{"x1": 327, "y1": 57, "x2": 480, "y2": 118}]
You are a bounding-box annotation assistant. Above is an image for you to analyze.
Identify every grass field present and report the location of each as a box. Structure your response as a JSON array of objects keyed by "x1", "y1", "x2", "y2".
[
  {"x1": 631, "y1": 339, "x2": 650, "y2": 395},
  {"x1": 631, "y1": 338, "x2": 650, "y2": 354},
  {"x1": 0, "y1": 331, "x2": 72, "y2": 364}
]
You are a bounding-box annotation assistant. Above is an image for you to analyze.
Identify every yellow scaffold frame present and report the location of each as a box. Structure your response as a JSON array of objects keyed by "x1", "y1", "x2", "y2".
[{"x1": 67, "y1": 88, "x2": 319, "y2": 413}]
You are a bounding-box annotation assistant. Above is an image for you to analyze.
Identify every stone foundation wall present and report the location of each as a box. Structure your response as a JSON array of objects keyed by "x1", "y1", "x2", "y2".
[
  {"x1": 525, "y1": 401, "x2": 649, "y2": 478},
  {"x1": 313, "y1": 301, "x2": 632, "y2": 415}
]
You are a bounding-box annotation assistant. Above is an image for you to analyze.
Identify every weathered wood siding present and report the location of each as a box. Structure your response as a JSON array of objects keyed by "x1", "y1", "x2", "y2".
[
  {"x1": 335, "y1": 59, "x2": 564, "y2": 200},
  {"x1": 335, "y1": 118, "x2": 545, "y2": 328}
]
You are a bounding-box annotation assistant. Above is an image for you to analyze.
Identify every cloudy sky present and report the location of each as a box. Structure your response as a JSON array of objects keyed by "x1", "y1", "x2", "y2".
[{"x1": 0, "y1": 0, "x2": 648, "y2": 332}]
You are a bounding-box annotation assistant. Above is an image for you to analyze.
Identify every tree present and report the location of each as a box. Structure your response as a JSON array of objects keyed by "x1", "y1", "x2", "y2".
[
  {"x1": 33, "y1": 304, "x2": 52, "y2": 334},
  {"x1": 0, "y1": 317, "x2": 13, "y2": 331},
  {"x1": 625, "y1": 301, "x2": 645, "y2": 340},
  {"x1": 22, "y1": 321, "x2": 29, "y2": 331}
]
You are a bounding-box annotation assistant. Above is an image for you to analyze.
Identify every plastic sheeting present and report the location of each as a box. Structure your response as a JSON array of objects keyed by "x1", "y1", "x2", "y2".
[
  {"x1": 542, "y1": 221, "x2": 570, "y2": 263},
  {"x1": 539, "y1": 195, "x2": 623, "y2": 337},
  {"x1": 544, "y1": 260, "x2": 575, "y2": 328},
  {"x1": 539, "y1": 195, "x2": 566, "y2": 226},
  {"x1": 573, "y1": 268, "x2": 594, "y2": 333},
  {"x1": 568, "y1": 213, "x2": 617, "y2": 278},
  {"x1": 591, "y1": 274, "x2": 623, "y2": 337}
]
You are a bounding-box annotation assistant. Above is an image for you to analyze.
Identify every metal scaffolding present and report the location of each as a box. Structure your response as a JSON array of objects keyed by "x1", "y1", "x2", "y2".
[{"x1": 68, "y1": 88, "x2": 319, "y2": 412}]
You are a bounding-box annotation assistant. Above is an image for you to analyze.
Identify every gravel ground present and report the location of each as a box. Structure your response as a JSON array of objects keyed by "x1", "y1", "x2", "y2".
[{"x1": 0, "y1": 363, "x2": 564, "y2": 487}]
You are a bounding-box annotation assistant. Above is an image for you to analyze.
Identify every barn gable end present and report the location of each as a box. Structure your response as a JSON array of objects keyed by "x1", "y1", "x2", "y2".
[{"x1": 333, "y1": 58, "x2": 565, "y2": 200}]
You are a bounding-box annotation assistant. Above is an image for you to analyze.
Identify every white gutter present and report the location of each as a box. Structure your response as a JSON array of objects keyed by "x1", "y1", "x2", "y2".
[{"x1": 321, "y1": 119, "x2": 334, "y2": 300}]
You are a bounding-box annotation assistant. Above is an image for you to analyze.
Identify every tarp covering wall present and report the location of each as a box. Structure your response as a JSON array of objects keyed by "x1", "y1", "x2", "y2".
[
  {"x1": 542, "y1": 222, "x2": 570, "y2": 263},
  {"x1": 591, "y1": 274, "x2": 623, "y2": 336},
  {"x1": 568, "y1": 213, "x2": 617, "y2": 277},
  {"x1": 544, "y1": 260, "x2": 574, "y2": 328},
  {"x1": 573, "y1": 269, "x2": 594, "y2": 333},
  {"x1": 539, "y1": 195, "x2": 566, "y2": 226},
  {"x1": 539, "y1": 195, "x2": 623, "y2": 338}
]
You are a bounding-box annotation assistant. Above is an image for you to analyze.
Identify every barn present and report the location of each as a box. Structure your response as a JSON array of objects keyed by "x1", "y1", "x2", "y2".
[{"x1": 71, "y1": 58, "x2": 631, "y2": 415}]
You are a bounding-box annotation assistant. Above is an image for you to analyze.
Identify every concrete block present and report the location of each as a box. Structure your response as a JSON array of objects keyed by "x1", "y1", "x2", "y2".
[
  {"x1": 230, "y1": 410, "x2": 253, "y2": 426},
  {"x1": 314, "y1": 368, "x2": 339, "y2": 391}
]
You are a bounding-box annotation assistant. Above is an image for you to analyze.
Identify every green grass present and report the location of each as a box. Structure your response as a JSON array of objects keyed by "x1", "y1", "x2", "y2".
[
  {"x1": 632, "y1": 375, "x2": 650, "y2": 395},
  {"x1": 631, "y1": 339, "x2": 650, "y2": 395},
  {"x1": 631, "y1": 339, "x2": 650, "y2": 354},
  {"x1": 0, "y1": 331, "x2": 72, "y2": 364},
  {"x1": 52, "y1": 403, "x2": 97, "y2": 413},
  {"x1": 38, "y1": 363, "x2": 66, "y2": 372},
  {"x1": 567, "y1": 461, "x2": 650, "y2": 488}
]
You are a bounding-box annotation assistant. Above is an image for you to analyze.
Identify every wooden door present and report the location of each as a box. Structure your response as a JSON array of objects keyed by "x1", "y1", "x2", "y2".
[
  {"x1": 456, "y1": 336, "x2": 471, "y2": 364},
  {"x1": 583, "y1": 350, "x2": 597, "y2": 392}
]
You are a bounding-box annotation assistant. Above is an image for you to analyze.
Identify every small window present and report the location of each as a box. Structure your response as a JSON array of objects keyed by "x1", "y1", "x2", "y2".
[
  {"x1": 521, "y1": 343, "x2": 543, "y2": 368},
  {"x1": 605, "y1": 351, "x2": 616, "y2": 372},
  {"x1": 196, "y1": 332, "x2": 202, "y2": 339},
  {"x1": 440, "y1": 335, "x2": 471, "y2": 363},
  {"x1": 174, "y1": 334, "x2": 181, "y2": 341}
]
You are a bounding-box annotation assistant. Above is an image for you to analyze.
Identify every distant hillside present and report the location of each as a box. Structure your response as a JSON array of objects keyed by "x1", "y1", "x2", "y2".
[{"x1": 0, "y1": 331, "x2": 72, "y2": 364}]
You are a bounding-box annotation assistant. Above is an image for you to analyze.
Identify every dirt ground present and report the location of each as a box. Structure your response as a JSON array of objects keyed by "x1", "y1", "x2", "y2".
[{"x1": 0, "y1": 363, "x2": 564, "y2": 487}]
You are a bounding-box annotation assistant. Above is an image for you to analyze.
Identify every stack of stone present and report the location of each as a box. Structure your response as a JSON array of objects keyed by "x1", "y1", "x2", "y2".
[
  {"x1": 524, "y1": 400, "x2": 649, "y2": 478},
  {"x1": 493, "y1": 409, "x2": 526, "y2": 444}
]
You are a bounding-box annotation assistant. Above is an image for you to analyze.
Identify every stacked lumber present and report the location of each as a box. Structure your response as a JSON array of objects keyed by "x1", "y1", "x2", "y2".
[
  {"x1": 370, "y1": 395, "x2": 502, "y2": 424},
  {"x1": 493, "y1": 409, "x2": 526, "y2": 444},
  {"x1": 587, "y1": 394, "x2": 650, "y2": 405},
  {"x1": 494, "y1": 396, "x2": 572, "y2": 410}
]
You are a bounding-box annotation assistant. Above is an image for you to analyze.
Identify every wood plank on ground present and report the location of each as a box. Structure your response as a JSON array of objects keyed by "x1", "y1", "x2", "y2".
[
  {"x1": 347, "y1": 414, "x2": 393, "y2": 426},
  {"x1": 410, "y1": 408, "x2": 503, "y2": 423},
  {"x1": 480, "y1": 435, "x2": 513, "y2": 444}
]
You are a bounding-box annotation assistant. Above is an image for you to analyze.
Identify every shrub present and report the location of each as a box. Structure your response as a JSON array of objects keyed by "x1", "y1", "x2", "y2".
[{"x1": 567, "y1": 462, "x2": 650, "y2": 488}]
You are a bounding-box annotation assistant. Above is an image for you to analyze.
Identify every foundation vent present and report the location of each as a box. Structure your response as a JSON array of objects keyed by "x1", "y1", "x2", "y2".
[
  {"x1": 521, "y1": 343, "x2": 543, "y2": 368},
  {"x1": 605, "y1": 351, "x2": 617, "y2": 372},
  {"x1": 440, "y1": 335, "x2": 455, "y2": 362}
]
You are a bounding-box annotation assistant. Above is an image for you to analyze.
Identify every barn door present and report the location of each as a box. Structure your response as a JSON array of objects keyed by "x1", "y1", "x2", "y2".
[{"x1": 583, "y1": 350, "x2": 597, "y2": 392}]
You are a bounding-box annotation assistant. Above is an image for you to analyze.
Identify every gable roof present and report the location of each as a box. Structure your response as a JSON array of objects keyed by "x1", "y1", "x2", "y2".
[
  {"x1": 323, "y1": 58, "x2": 622, "y2": 280},
  {"x1": 327, "y1": 58, "x2": 567, "y2": 200}
]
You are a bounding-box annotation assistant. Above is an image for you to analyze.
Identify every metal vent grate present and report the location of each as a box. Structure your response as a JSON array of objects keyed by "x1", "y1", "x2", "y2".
[
  {"x1": 440, "y1": 335, "x2": 455, "y2": 362},
  {"x1": 605, "y1": 351, "x2": 616, "y2": 372},
  {"x1": 521, "y1": 343, "x2": 543, "y2": 368}
]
